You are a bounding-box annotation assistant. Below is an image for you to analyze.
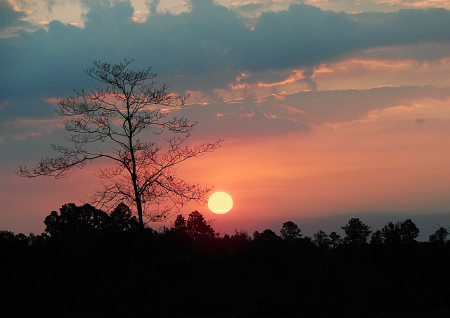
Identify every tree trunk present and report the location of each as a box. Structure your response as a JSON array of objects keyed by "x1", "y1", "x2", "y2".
[{"x1": 126, "y1": 98, "x2": 145, "y2": 231}]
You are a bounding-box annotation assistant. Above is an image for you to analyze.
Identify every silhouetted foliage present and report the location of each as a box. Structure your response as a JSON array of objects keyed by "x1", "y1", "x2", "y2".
[
  {"x1": 173, "y1": 211, "x2": 216, "y2": 240},
  {"x1": 399, "y1": 219, "x2": 420, "y2": 243},
  {"x1": 3, "y1": 208, "x2": 450, "y2": 318},
  {"x1": 254, "y1": 229, "x2": 280, "y2": 242},
  {"x1": 313, "y1": 230, "x2": 331, "y2": 248},
  {"x1": 107, "y1": 202, "x2": 139, "y2": 231},
  {"x1": 329, "y1": 231, "x2": 342, "y2": 248},
  {"x1": 370, "y1": 229, "x2": 383, "y2": 245},
  {"x1": 280, "y1": 221, "x2": 302, "y2": 241},
  {"x1": 382, "y1": 222, "x2": 402, "y2": 244},
  {"x1": 26, "y1": 232, "x2": 49, "y2": 247},
  {"x1": 231, "y1": 229, "x2": 251, "y2": 242},
  {"x1": 342, "y1": 218, "x2": 372, "y2": 244},
  {"x1": 300, "y1": 235, "x2": 314, "y2": 246},
  {"x1": 381, "y1": 219, "x2": 420, "y2": 244},
  {"x1": 44, "y1": 203, "x2": 109, "y2": 238},
  {"x1": 0, "y1": 230, "x2": 30, "y2": 251},
  {"x1": 429, "y1": 226, "x2": 448, "y2": 243},
  {"x1": 44, "y1": 202, "x2": 139, "y2": 242},
  {"x1": 0, "y1": 230, "x2": 17, "y2": 243},
  {"x1": 173, "y1": 213, "x2": 187, "y2": 232}
]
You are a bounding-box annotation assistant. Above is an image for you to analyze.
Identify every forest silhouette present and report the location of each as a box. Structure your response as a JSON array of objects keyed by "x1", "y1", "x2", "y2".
[{"x1": 2, "y1": 203, "x2": 450, "y2": 317}]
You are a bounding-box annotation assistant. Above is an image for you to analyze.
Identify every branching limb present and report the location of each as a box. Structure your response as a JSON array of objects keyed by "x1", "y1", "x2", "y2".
[{"x1": 18, "y1": 60, "x2": 222, "y2": 229}]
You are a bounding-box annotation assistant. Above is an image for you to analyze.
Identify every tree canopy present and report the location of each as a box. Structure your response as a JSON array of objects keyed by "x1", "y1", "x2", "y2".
[
  {"x1": 342, "y1": 218, "x2": 372, "y2": 244},
  {"x1": 44, "y1": 202, "x2": 139, "y2": 239},
  {"x1": 280, "y1": 221, "x2": 302, "y2": 241}
]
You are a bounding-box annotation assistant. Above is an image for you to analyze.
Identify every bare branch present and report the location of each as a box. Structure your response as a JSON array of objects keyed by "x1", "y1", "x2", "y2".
[{"x1": 18, "y1": 60, "x2": 222, "y2": 229}]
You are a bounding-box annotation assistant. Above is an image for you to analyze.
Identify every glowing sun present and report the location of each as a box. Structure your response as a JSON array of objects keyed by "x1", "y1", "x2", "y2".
[{"x1": 208, "y1": 192, "x2": 233, "y2": 214}]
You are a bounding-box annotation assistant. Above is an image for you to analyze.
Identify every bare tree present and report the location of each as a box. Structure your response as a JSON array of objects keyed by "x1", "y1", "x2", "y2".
[{"x1": 17, "y1": 60, "x2": 222, "y2": 229}]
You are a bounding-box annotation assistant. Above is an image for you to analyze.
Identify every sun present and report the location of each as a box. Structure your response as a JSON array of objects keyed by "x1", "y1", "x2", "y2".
[{"x1": 208, "y1": 192, "x2": 233, "y2": 214}]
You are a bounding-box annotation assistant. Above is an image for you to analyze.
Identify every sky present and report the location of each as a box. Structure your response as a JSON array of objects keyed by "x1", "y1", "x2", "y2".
[{"x1": 2, "y1": 0, "x2": 450, "y2": 240}]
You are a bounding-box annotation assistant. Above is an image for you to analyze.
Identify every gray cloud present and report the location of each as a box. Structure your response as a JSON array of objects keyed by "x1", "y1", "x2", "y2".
[
  {"x1": 44, "y1": 0, "x2": 57, "y2": 12},
  {"x1": 164, "y1": 85, "x2": 450, "y2": 142},
  {"x1": 351, "y1": 43, "x2": 450, "y2": 64},
  {"x1": 415, "y1": 118, "x2": 427, "y2": 124},
  {"x1": 302, "y1": 68, "x2": 317, "y2": 92},
  {"x1": 2, "y1": 84, "x2": 444, "y2": 146},
  {"x1": 0, "y1": 0, "x2": 33, "y2": 32},
  {"x1": 235, "y1": 2, "x2": 267, "y2": 15},
  {"x1": 270, "y1": 85, "x2": 450, "y2": 125},
  {"x1": 242, "y1": 5, "x2": 450, "y2": 71},
  {"x1": 2, "y1": 1, "x2": 450, "y2": 124},
  {"x1": 170, "y1": 99, "x2": 310, "y2": 141},
  {"x1": 146, "y1": 0, "x2": 159, "y2": 14},
  {"x1": 0, "y1": 97, "x2": 56, "y2": 122}
]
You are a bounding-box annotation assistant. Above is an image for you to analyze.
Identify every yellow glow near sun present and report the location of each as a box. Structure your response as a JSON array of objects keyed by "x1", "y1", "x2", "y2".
[{"x1": 208, "y1": 192, "x2": 233, "y2": 214}]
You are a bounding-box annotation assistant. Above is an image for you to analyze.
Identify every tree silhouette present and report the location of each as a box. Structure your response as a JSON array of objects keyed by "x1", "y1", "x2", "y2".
[
  {"x1": 381, "y1": 222, "x2": 401, "y2": 244},
  {"x1": 174, "y1": 211, "x2": 216, "y2": 240},
  {"x1": 44, "y1": 203, "x2": 109, "y2": 238},
  {"x1": 0, "y1": 230, "x2": 31, "y2": 251},
  {"x1": 399, "y1": 219, "x2": 419, "y2": 243},
  {"x1": 280, "y1": 221, "x2": 302, "y2": 241},
  {"x1": 173, "y1": 214, "x2": 187, "y2": 232},
  {"x1": 44, "y1": 202, "x2": 139, "y2": 240},
  {"x1": 429, "y1": 226, "x2": 448, "y2": 243},
  {"x1": 230, "y1": 230, "x2": 251, "y2": 242},
  {"x1": 254, "y1": 229, "x2": 280, "y2": 241},
  {"x1": 107, "y1": 202, "x2": 139, "y2": 231},
  {"x1": 5, "y1": 210, "x2": 450, "y2": 318},
  {"x1": 329, "y1": 231, "x2": 342, "y2": 248},
  {"x1": 381, "y1": 220, "x2": 419, "y2": 244},
  {"x1": 342, "y1": 218, "x2": 372, "y2": 244},
  {"x1": 370, "y1": 229, "x2": 383, "y2": 245},
  {"x1": 313, "y1": 230, "x2": 331, "y2": 248},
  {"x1": 17, "y1": 60, "x2": 222, "y2": 229}
]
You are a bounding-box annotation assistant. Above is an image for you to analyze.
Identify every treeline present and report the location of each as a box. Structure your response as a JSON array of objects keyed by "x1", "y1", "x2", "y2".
[
  {"x1": 3, "y1": 203, "x2": 449, "y2": 248},
  {"x1": 2, "y1": 203, "x2": 450, "y2": 318}
]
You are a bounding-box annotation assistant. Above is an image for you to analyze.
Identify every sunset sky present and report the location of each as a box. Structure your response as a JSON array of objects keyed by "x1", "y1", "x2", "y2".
[{"x1": 2, "y1": 0, "x2": 450, "y2": 240}]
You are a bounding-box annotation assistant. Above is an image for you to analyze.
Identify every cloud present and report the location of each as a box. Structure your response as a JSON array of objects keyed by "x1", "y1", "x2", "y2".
[
  {"x1": 82, "y1": 0, "x2": 135, "y2": 29},
  {"x1": 275, "y1": 85, "x2": 450, "y2": 125},
  {"x1": 162, "y1": 84, "x2": 450, "y2": 142},
  {"x1": 0, "y1": 0, "x2": 33, "y2": 34},
  {"x1": 44, "y1": 0, "x2": 57, "y2": 12},
  {"x1": 302, "y1": 68, "x2": 317, "y2": 91},
  {"x1": 0, "y1": 97, "x2": 56, "y2": 122},
  {"x1": 5, "y1": 84, "x2": 447, "y2": 150},
  {"x1": 235, "y1": 2, "x2": 268, "y2": 15},
  {"x1": 242, "y1": 5, "x2": 450, "y2": 71},
  {"x1": 2, "y1": 1, "x2": 450, "y2": 124},
  {"x1": 304, "y1": 0, "x2": 450, "y2": 13},
  {"x1": 169, "y1": 98, "x2": 310, "y2": 141},
  {"x1": 146, "y1": 0, "x2": 159, "y2": 14},
  {"x1": 372, "y1": 0, "x2": 450, "y2": 9}
]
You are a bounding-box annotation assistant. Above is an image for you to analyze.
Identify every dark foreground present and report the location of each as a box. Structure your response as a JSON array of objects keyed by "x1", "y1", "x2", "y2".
[
  {"x1": 2, "y1": 204, "x2": 450, "y2": 317},
  {"x1": 2, "y1": 229, "x2": 450, "y2": 318}
]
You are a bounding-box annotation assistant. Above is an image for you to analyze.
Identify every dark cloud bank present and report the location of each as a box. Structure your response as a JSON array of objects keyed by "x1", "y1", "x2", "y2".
[
  {"x1": 1, "y1": 0, "x2": 450, "y2": 130},
  {"x1": 0, "y1": 0, "x2": 33, "y2": 33}
]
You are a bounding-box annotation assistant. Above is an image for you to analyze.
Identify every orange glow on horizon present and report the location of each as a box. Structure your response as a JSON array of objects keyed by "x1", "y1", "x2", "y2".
[{"x1": 178, "y1": 97, "x2": 450, "y2": 223}]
